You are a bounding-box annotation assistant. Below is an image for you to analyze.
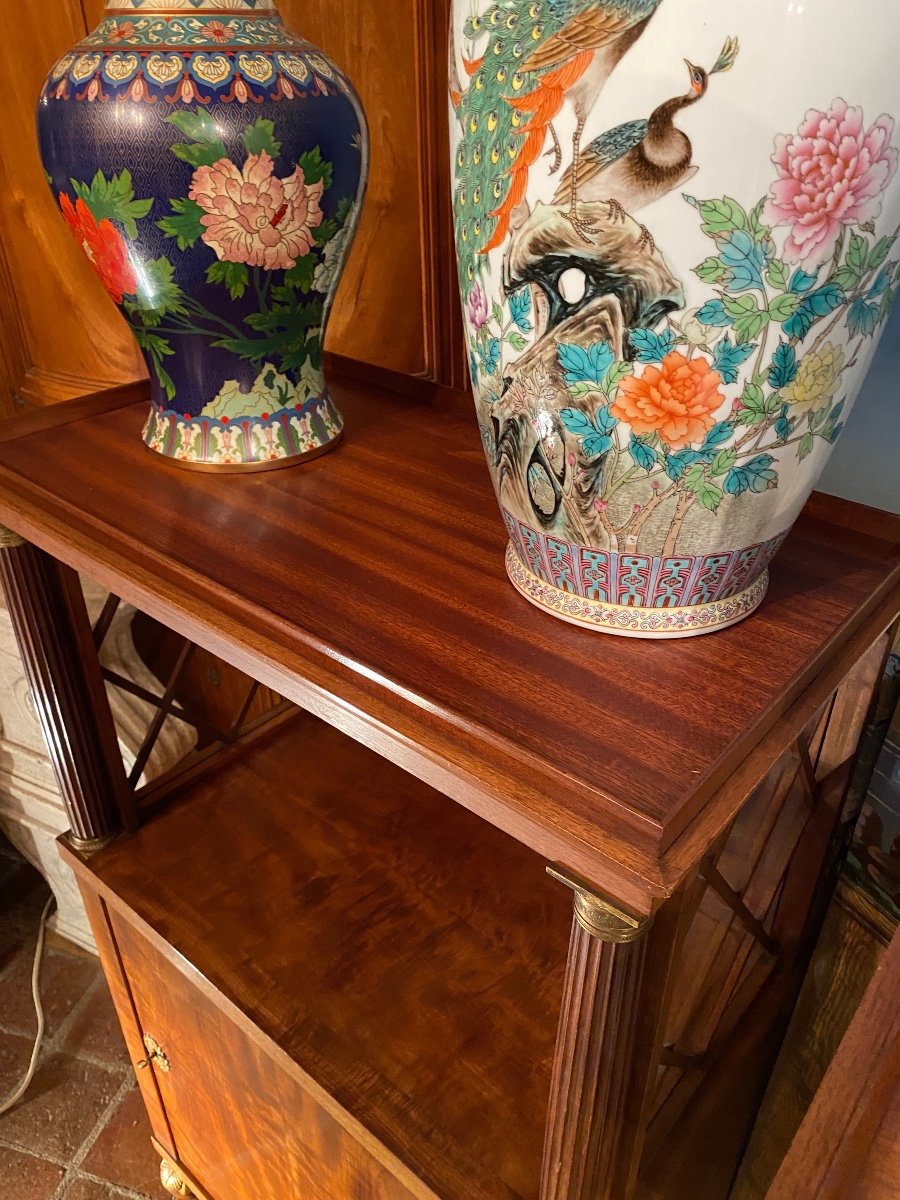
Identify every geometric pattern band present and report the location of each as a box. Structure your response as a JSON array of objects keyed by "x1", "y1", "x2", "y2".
[{"x1": 502, "y1": 509, "x2": 790, "y2": 609}]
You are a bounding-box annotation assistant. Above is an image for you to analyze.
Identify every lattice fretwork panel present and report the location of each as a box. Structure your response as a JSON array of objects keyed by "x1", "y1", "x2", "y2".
[
  {"x1": 92, "y1": 593, "x2": 292, "y2": 805},
  {"x1": 648, "y1": 634, "x2": 890, "y2": 1144}
]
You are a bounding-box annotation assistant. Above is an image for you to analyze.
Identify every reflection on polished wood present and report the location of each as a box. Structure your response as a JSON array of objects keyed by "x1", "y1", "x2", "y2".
[{"x1": 0, "y1": 374, "x2": 896, "y2": 1200}]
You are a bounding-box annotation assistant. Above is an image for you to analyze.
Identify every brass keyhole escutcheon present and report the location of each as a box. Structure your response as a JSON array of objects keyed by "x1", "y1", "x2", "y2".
[{"x1": 137, "y1": 1034, "x2": 170, "y2": 1073}]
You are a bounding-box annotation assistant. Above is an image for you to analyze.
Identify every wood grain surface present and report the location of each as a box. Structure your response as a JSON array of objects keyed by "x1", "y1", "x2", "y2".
[
  {"x1": 2, "y1": 375, "x2": 899, "y2": 909},
  {"x1": 64, "y1": 712, "x2": 572, "y2": 1200},
  {"x1": 763, "y1": 924, "x2": 900, "y2": 1200},
  {"x1": 0, "y1": 0, "x2": 145, "y2": 413}
]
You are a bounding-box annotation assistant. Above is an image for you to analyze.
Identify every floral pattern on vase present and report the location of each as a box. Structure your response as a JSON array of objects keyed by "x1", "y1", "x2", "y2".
[
  {"x1": 450, "y1": 1, "x2": 900, "y2": 636},
  {"x1": 39, "y1": 0, "x2": 368, "y2": 470}
]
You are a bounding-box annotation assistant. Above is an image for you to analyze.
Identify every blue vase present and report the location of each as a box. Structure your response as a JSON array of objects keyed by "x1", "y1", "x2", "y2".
[{"x1": 38, "y1": 0, "x2": 368, "y2": 470}]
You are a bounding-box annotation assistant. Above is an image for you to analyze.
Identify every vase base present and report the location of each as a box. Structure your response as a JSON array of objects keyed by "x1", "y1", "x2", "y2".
[
  {"x1": 143, "y1": 429, "x2": 343, "y2": 474},
  {"x1": 505, "y1": 543, "x2": 769, "y2": 639}
]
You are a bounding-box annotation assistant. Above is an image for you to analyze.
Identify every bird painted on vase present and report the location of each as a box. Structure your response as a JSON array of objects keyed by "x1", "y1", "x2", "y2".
[
  {"x1": 452, "y1": 0, "x2": 664, "y2": 290},
  {"x1": 552, "y1": 37, "x2": 739, "y2": 248}
]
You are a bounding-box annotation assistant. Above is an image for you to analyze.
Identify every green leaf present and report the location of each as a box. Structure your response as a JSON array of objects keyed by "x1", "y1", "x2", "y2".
[
  {"x1": 243, "y1": 118, "x2": 282, "y2": 159},
  {"x1": 867, "y1": 235, "x2": 895, "y2": 272},
  {"x1": 214, "y1": 293, "x2": 324, "y2": 372},
  {"x1": 798, "y1": 432, "x2": 815, "y2": 460},
  {"x1": 491, "y1": 300, "x2": 503, "y2": 324},
  {"x1": 695, "y1": 257, "x2": 725, "y2": 283},
  {"x1": 166, "y1": 110, "x2": 225, "y2": 147},
  {"x1": 170, "y1": 142, "x2": 226, "y2": 169},
  {"x1": 507, "y1": 330, "x2": 527, "y2": 351},
  {"x1": 602, "y1": 361, "x2": 634, "y2": 395},
  {"x1": 723, "y1": 296, "x2": 770, "y2": 343},
  {"x1": 566, "y1": 380, "x2": 600, "y2": 398},
  {"x1": 696, "y1": 481, "x2": 724, "y2": 512},
  {"x1": 284, "y1": 256, "x2": 317, "y2": 292},
  {"x1": 847, "y1": 232, "x2": 868, "y2": 277},
  {"x1": 298, "y1": 147, "x2": 333, "y2": 189},
  {"x1": 133, "y1": 329, "x2": 174, "y2": 358},
  {"x1": 809, "y1": 405, "x2": 830, "y2": 433},
  {"x1": 735, "y1": 382, "x2": 779, "y2": 427},
  {"x1": 734, "y1": 311, "x2": 769, "y2": 344},
  {"x1": 687, "y1": 195, "x2": 748, "y2": 237},
  {"x1": 132, "y1": 256, "x2": 188, "y2": 326},
  {"x1": 314, "y1": 219, "x2": 339, "y2": 247},
  {"x1": 724, "y1": 454, "x2": 777, "y2": 495},
  {"x1": 71, "y1": 168, "x2": 153, "y2": 239},
  {"x1": 157, "y1": 198, "x2": 206, "y2": 251},
  {"x1": 206, "y1": 261, "x2": 249, "y2": 301},
  {"x1": 831, "y1": 265, "x2": 861, "y2": 291},
  {"x1": 723, "y1": 295, "x2": 758, "y2": 318},
  {"x1": 683, "y1": 464, "x2": 707, "y2": 492},
  {"x1": 747, "y1": 197, "x2": 770, "y2": 241},
  {"x1": 165, "y1": 111, "x2": 227, "y2": 168},
  {"x1": 766, "y1": 259, "x2": 789, "y2": 289},
  {"x1": 133, "y1": 329, "x2": 177, "y2": 400},
  {"x1": 768, "y1": 293, "x2": 801, "y2": 321},
  {"x1": 709, "y1": 448, "x2": 737, "y2": 477},
  {"x1": 683, "y1": 465, "x2": 724, "y2": 511},
  {"x1": 155, "y1": 360, "x2": 177, "y2": 402},
  {"x1": 335, "y1": 196, "x2": 355, "y2": 225}
]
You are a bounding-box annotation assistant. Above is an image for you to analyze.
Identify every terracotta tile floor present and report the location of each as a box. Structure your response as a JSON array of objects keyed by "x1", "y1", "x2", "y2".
[{"x1": 0, "y1": 840, "x2": 162, "y2": 1199}]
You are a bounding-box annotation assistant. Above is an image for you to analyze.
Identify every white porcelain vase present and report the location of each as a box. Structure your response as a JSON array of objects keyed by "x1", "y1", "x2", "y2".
[{"x1": 449, "y1": 0, "x2": 900, "y2": 637}]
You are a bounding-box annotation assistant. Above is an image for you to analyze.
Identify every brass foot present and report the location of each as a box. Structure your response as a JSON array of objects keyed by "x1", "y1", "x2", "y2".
[{"x1": 160, "y1": 1158, "x2": 193, "y2": 1197}]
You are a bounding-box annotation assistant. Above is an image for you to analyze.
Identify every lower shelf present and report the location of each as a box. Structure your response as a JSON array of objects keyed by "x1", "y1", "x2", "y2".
[{"x1": 68, "y1": 711, "x2": 572, "y2": 1200}]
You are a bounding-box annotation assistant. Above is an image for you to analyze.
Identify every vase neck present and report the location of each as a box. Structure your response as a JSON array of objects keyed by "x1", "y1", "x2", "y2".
[{"x1": 104, "y1": 1, "x2": 279, "y2": 11}]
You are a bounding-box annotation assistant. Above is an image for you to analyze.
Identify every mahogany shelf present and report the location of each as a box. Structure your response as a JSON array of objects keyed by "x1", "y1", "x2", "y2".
[
  {"x1": 64, "y1": 710, "x2": 571, "y2": 1200},
  {"x1": 0, "y1": 372, "x2": 898, "y2": 1200},
  {"x1": 0, "y1": 375, "x2": 898, "y2": 913}
]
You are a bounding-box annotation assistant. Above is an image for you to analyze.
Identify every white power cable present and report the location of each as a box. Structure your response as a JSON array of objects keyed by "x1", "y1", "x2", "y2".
[{"x1": 0, "y1": 895, "x2": 55, "y2": 1116}]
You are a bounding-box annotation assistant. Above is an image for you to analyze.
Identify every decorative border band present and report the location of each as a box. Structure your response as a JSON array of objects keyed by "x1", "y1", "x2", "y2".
[
  {"x1": 506, "y1": 544, "x2": 769, "y2": 638},
  {"x1": 47, "y1": 44, "x2": 340, "y2": 104},
  {"x1": 143, "y1": 393, "x2": 342, "y2": 468},
  {"x1": 502, "y1": 509, "x2": 787, "y2": 609}
]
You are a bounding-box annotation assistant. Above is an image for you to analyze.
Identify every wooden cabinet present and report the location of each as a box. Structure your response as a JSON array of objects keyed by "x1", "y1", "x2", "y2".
[{"x1": 0, "y1": 378, "x2": 897, "y2": 1200}]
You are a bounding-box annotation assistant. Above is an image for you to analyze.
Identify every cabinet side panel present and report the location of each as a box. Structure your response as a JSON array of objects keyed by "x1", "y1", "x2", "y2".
[{"x1": 107, "y1": 909, "x2": 424, "y2": 1200}]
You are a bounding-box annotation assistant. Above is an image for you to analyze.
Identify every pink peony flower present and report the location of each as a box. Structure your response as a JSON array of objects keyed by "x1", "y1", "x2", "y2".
[
  {"x1": 189, "y1": 150, "x2": 324, "y2": 271},
  {"x1": 764, "y1": 99, "x2": 898, "y2": 267},
  {"x1": 467, "y1": 284, "x2": 488, "y2": 331}
]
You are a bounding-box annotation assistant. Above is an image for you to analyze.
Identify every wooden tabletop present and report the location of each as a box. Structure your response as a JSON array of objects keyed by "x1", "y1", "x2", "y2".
[{"x1": 1, "y1": 376, "x2": 898, "y2": 911}]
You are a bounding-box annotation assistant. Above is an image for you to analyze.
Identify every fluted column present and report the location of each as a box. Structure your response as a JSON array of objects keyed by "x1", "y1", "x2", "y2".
[
  {"x1": 541, "y1": 866, "x2": 662, "y2": 1200},
  {"x1": 0, "y1": 526, "x2": 130, "y2": 849}
]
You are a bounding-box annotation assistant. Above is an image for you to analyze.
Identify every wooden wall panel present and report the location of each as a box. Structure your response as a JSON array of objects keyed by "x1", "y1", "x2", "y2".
[
  {"x1": 0, "y1": 0, "x2": 144, "y2": 413},
  {"x1": 281, "y1": 0, "x2": 463, "y2": 385},
  {"x1": 0, "y1": 0, "x2": 464, "y2": 416}
]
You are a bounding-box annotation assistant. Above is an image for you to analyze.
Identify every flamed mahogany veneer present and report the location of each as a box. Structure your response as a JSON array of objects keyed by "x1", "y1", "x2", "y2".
[{"x1": 0, "y1": 371, "x2": 897, "y2": 1200}]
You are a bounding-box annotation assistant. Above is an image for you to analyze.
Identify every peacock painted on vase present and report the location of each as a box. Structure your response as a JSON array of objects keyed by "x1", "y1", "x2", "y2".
[
  {"x1": 553, "y1": 36, "x2": 739, "y2": 245},
  {"x1": 451, "y1": 0, "x2": 664, "y2": 290}
]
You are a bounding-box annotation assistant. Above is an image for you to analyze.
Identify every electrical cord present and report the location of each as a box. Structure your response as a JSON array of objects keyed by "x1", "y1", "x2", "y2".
[{"x1": 0, "y1": 894, "x2": 55, "y2": 1116}]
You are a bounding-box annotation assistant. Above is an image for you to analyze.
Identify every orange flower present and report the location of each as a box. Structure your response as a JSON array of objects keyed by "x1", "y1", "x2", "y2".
[
  {"x1": 612, "y1": 351, "x2": 725, "y2": 450},
  {"x1": 60, "y1": 194, "x2": 137, "y2": 304}
]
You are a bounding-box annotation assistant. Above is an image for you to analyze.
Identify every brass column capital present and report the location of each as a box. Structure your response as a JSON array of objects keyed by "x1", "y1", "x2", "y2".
[
  {"x1": 547, "y1": 865, "x2": 652, "y2": 944},
  {"x1": 0, "y1": 524, "x2": 25, "y2": 549}
]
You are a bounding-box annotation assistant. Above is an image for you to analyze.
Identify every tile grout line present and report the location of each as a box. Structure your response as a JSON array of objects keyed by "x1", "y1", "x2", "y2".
[
  {"x1": 49, "y1": 1072, "x2": 141, "y2": 1200},
  {"x1": 1, "y1": 895, "x2": 153, "y2": 1196}
]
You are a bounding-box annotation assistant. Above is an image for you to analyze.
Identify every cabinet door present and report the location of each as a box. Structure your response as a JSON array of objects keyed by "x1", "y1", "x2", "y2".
[{"x1": 107, "y1": 909, "x2": 419, "y2": 1200}]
